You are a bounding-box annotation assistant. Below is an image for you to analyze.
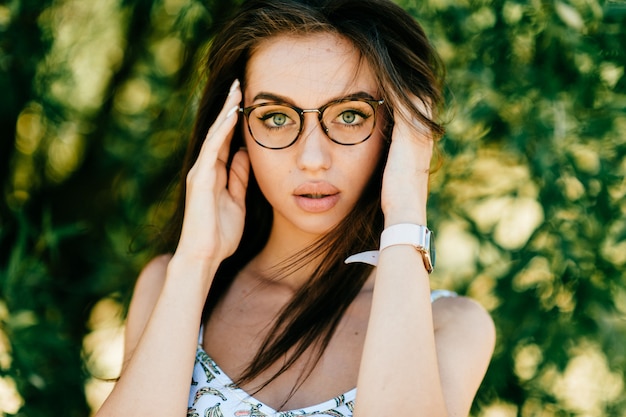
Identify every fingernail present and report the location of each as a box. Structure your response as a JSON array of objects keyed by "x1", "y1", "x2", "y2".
[
  {"x1": 228, "y1": 79, "x2": 240, "y2": 96},
  {"x1": 226, "y1": 105, "x2": 239, "y2": 118}
]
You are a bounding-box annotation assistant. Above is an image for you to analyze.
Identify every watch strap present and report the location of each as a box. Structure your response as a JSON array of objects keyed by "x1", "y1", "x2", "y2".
[
  {"x1": 344, "y1": 250, "x2": 379, "y2": 266},
  {"x1": 380, "y1": 223, "x2": 430, "y2": 251},
  {"x1": 344, "y1": 224, "x2": 434, "y2": 272}
]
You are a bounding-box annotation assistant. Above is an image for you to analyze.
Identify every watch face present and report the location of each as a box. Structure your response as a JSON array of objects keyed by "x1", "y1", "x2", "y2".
[{"x1": 429, "y1": 231, "x2": 436, "y2": 269}]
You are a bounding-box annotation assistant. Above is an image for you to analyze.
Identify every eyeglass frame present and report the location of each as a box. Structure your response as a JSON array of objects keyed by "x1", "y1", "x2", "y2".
[{"x1": 238, "y1": 97, "x2": 385, "y2": 150}]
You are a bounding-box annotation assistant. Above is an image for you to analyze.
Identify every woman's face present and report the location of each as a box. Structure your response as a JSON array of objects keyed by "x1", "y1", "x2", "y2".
[{"x1": 242, "y1": 32, "x2": 385, "y2": 238}]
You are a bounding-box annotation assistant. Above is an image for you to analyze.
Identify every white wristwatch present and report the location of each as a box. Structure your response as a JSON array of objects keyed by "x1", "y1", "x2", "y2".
[
  {"x1": 381, "y1": 223, "x2": 435, "y2": 273},
  {"x1": 344, "y1": 223, "x2": 436, "y2": 273}
]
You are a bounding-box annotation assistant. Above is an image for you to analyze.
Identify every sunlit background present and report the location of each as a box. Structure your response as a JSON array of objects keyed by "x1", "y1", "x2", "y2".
[{"x1": 1, "y1": 0, "x2": 625, "y2": 416}]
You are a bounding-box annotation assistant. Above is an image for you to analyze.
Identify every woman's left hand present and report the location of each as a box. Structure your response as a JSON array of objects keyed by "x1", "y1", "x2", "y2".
[{"x1": 380, "y1": 96, "x2": 434, "y2": 227}]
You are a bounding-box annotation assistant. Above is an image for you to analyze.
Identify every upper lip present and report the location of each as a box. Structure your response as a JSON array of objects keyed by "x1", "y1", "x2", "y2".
[{"x1": 293, "y1": 181, "x2": 339, "y2": 197}]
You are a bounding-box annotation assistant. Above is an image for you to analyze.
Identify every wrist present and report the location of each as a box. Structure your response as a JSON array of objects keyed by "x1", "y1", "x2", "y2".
[
  {"x1": 383, "y1": 210, "x2": 427, "y2": 228},
  {"x1": 379, "y1": 223, "x2": 435, "y2": 273},
  {"x1": 167, "y1": 254, "x2": 221, "y2": 293}
]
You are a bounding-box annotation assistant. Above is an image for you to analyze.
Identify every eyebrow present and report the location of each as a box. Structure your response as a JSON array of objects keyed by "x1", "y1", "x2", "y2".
[{"x1": 251, "y1": 91, "x2": 378, "y2": 105}]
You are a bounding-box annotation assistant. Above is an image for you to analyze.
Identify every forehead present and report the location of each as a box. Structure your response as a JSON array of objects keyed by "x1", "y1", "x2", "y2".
[{"x1": 244, "y1": 33, "x2": 379, "y2": 106}]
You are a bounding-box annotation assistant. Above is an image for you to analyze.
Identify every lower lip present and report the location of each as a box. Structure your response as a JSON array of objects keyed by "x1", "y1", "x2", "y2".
[{"x1": 294, "y1": 194, "x2": 340, "y2": 213}]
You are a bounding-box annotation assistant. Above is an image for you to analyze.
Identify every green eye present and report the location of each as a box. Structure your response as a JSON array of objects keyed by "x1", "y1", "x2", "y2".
[
  {"x1": 270, "y1": 113, "x2": 287, "y2": 126},
  {"x1": 259, "y1": 111, "x2": 294, "y2": 129},
  {"x1": 341, "y1": 111, "x2": 357, "y2": 124}
]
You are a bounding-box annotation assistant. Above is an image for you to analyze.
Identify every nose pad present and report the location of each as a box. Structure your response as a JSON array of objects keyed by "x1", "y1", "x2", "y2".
[{"x1": 300, "y1": 110, "x2": 327, "y2": 139}]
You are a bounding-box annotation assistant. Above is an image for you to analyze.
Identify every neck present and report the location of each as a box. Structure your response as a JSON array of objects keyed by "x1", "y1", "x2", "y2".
[{"x1": 248, "y1": 220, "x2": 330, "y2": 292}]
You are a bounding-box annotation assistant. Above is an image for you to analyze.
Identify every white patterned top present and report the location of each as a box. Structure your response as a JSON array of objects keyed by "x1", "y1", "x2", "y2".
[{"x1": 187, "y1": 290, "x2": 456, "y2": 417}]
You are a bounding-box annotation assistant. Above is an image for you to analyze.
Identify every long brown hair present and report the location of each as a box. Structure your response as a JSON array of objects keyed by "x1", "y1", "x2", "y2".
[{"x1": 162, "y1": 0, "x2": 445, "y2": 405}]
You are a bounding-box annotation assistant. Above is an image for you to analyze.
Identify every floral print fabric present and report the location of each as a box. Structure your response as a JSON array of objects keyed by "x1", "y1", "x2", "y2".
[
  {"x1": 188, "y1": 290, "x2": 455, "y2": 416},
  {"x1": 187, "y1": 346, "x2": 356, "y2": 417}
]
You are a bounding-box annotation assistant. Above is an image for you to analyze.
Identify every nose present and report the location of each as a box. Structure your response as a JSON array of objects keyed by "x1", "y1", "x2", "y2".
[{"x1": 295, "y1": 113, "x2": 331, "y2": 171}]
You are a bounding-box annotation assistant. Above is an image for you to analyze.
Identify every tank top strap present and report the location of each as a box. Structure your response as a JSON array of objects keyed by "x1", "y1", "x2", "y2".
[
  {"x1": 198, "y1": 324, "x2": 204, "y2": 345},
  {"x1": 431, "y1": 289, "x2": 457, "y2": 302}
]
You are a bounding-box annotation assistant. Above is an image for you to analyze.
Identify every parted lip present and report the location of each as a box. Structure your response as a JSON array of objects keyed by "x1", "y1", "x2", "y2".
[{"x1": 293, "y1": 181, "x2": 340, "y2": 197}]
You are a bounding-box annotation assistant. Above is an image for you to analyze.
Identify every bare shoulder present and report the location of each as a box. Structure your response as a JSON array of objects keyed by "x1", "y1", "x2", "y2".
[
  {"x1": 433, "y1": 295, "x2": 495, "y2": 352},
  {"x1": 132, "y1": 254, "x2": 173, "y2": 303},
  {"x1": 123, "y1": 254, "x2": 173, "y2": 367},
  {"x1": 432, "y1": 295, "x2": 496, "y2": 415},
  {"x1": 433, "y1": 295, "x2": 495, "y2": 338}
]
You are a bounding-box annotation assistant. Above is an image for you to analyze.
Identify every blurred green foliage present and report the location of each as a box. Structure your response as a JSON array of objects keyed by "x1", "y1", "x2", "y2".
[{"x1": 0, "y1": 0, "x2": 625, "y2": 416}]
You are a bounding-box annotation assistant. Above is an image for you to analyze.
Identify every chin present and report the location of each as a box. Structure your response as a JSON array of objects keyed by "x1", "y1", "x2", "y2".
[{"x1": 273, "y1": 211, "x2": 346, "y2": 239}]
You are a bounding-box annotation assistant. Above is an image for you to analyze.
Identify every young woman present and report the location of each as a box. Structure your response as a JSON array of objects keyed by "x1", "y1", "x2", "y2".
[{"x1": 96, "y1": 0, "x2": 495, "y2": 416}]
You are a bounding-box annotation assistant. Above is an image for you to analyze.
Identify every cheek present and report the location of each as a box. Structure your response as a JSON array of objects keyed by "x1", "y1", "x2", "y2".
[
  {"x1": 247, "y1": 148, "x2": 270, "y2": 180},
  {"x1": 243, "y1": 133, "x2": 265, "y2": 172},
  {"x1": 343, "y1": 140, "x2": 385, "y2": 196},
  {"x1": 245, "y1": 144, "x2": 285, "y2": 199},
  {"x1": 359, "y1": 137, "x2": 385, "y2": 174},
  {"x1": 364, "y1": 139, "x2": 386, "y2": 183},
  {"x1": 242, "y1": 126, "x2": 255, "y2": 149}
]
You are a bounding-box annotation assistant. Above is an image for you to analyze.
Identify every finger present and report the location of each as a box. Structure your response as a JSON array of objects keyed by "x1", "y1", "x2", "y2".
[
  {"x1": 197, "y1": 79, "x2": 242, "y2": 165},
  {"x1": 393, "y1": 98, "x2": 433, "y2": 141},
  {"x1": 392, "y1": 96, "x2": 434, "y2": 157},
  {"x1": 385, "y1": 97, "x2": 434, "y2": 174},
  {"x1": 228, "y1": 147, "x2": 250, "y2": 207},
  {"x1": 216, "y1": 113, "x2": 236, "y2": 167}
]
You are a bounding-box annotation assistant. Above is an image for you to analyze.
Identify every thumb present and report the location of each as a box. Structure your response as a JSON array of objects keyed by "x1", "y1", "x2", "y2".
[{"x1": 228, "y1": 148, "x2": 250, "y2": 207}]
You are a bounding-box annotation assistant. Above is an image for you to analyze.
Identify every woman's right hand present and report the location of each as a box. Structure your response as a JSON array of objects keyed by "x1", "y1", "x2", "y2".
[{"x1": 174, "y1": 79, "x2": 250, "y2": 265}]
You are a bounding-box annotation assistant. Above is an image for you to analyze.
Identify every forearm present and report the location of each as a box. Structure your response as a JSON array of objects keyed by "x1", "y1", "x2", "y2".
[
  {"x1": 95, "y1": 256, "x2": 218, "y2": 417},
  {"x1": 95, "y1": 78, "x2": 248, "y2": 416},
  {"x1": 354, "y1": 245, "x2": 448, "y2": 417}
]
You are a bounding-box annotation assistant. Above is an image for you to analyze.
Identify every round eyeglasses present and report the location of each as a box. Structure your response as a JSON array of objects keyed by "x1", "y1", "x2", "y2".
[{"x1": 239, "y1": 97, "x2": 385, "y2": 150}]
